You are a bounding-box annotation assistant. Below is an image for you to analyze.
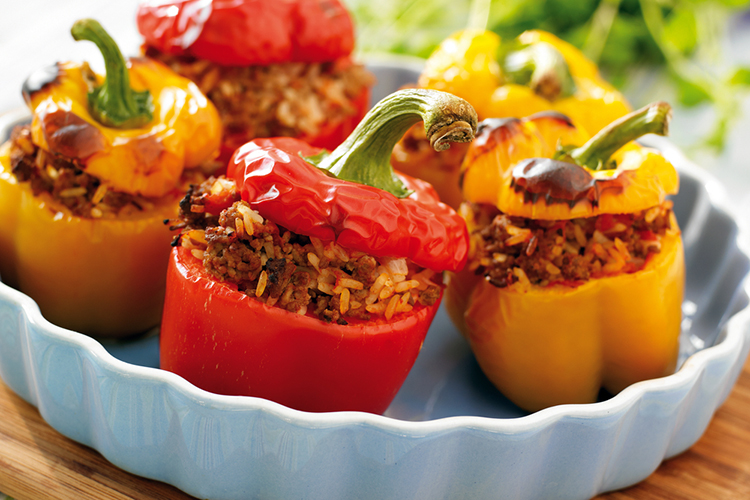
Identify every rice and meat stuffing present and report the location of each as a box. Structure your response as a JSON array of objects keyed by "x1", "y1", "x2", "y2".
[
  {"x1": 466, "y1": 201, "x2": 675, "y2": 288},
  {"x1": 146, "y1": 48, "x2": 375, "y2": 141},
  {"x1": 171, "y1": 177, "x2": 443, "y2": 325},
  {"x1": 7, "y1": 125, "x2": 164, "y2": 219}
]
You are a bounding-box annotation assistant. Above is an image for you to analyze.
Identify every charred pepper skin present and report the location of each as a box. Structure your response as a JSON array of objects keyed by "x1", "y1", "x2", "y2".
[
  {"x1": 160, "y1": 89, "x2": 477, "y2": 413},
  {"x1": 24, "y1": 58, "x2": 220, "y2": 198},
  {"x1": 446, "y1": 103, "x2": 685, "y2": 412},
  {"x1": 0, "y1": 20, "x2": 221, "y2": 337},
  {"x1": 461, "y1": 111, "x2": 679, "y2": 220}
]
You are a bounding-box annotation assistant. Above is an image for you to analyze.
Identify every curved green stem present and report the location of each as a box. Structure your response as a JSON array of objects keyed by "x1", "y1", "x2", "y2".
[
  {"x1": 503, "y1": 42, "x2": 576, "y2": 101},
  {"x1": 71, "y1": 18, "x2": 153, "y2": 129},
  {"x1": 562, "y1": 101, "x2": 671, "y2": 171},
  {"x1": 308, "y1": 89, "x2": 477, "y2": 198}
]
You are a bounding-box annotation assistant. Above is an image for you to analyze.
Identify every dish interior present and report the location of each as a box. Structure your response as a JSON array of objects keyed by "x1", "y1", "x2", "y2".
[{"x1": 2, "y1": 62, "x2": 748, "y2": 422}]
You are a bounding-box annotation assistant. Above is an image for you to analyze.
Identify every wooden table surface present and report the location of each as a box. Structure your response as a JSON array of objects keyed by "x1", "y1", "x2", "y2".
[{"x1": 0, "y1": 355, "x2": 748, "y2": 500}]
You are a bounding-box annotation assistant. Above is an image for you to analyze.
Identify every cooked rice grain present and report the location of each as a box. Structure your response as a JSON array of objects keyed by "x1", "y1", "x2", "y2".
[{"x1": 171, "y1": 181, "x2": 442, "y2": 323}]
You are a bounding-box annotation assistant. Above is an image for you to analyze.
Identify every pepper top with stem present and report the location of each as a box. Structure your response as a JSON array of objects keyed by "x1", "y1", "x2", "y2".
[
  {"x1": 460, "y1": 101, "x2": 679, "y2": 220},
  {"x1": 310, "y1": 89, "x2": 477, "y2": 198},
  {"x1": 510, "y1": 102, "x2": 673, "y2": 205},
  {"x1": 22, "y1": 18, "x2": 221, "y2": 198},
  {"x1": 71, "y1": 18, "x2": 154, "y2": 129},
  {"x1": 228, "y1": 89, "x2": 477, "y2": 272},
  {"x1": 559, "y1": 101, "x2": 671, "y2": 171},
  {"x1": 503, "y1": 42, "x2": 577, "y2": 102}
]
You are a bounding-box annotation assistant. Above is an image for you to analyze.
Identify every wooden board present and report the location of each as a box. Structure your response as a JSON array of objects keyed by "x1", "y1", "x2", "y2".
[{"x1": 1, "y1": 355, "x2": 749, "y2": 500}]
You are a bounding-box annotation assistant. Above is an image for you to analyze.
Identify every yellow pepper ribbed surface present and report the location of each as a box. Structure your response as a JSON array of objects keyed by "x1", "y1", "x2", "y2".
[
  {"x1": 0, "y1": 143, "x2": 183, "y2": 336},
  {"x1": 446, "y1": 208, "x2": 684, "y2": 411},
  {"x1": 0, "y1": 19, "x2": 222, "y2": 337},
  {"x1": 393, "y1": 29, "x2": 630, "y2": 210}
]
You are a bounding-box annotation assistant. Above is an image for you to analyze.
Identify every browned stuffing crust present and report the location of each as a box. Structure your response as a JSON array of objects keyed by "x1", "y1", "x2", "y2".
[
  {"x1": 466, "y1": 201, "x2": 675, "y2": 288},
  {"x1": 145, "y1": 47, "x2": 375, "y2": 141},
  {"x1": 172, "y1": 177, "x2": 442, "y2": 324}
]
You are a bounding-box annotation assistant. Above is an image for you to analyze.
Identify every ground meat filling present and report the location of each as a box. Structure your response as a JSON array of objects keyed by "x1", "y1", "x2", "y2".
[
  {"x1": 7, "y1": 125, "x2": 191, "y2": 218},
  {"x1": 145, "y1": 47, "x2": 375, "y2": 141},
  {"x1": 173, "y1": 177, "x2": 442, "y2": 324},
  {"x1": 467, "y1": 201, "x2": 676, "y2": 288}
]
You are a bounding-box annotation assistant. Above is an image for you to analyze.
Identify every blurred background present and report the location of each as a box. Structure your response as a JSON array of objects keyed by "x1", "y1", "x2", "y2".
[
  {"x1": 1, "y1": 0, "x2": 749, "y2": 218},
  {"x1": 346, "y1": 0, "x2": 750, "y2": 217}
]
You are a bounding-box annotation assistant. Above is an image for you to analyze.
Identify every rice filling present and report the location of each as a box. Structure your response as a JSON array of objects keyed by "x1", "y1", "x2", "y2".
[
  {"x1": 145, "y1": 48, "x2": 375, "y2": 141},
  {"x1": 466, "y1": 201, "x2": 676, "y2": 288},
  {"x1": 171, "y1": 177, "x2": 442, "y2": 324},
  {"x1": 7, "y1": 125, "x2": 160, "y2": 218}
]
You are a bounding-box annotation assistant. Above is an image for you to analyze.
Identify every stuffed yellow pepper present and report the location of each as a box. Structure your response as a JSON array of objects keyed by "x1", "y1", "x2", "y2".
[
  {"x1": 446, "y1": 103, "x2": 684, "y2": 412},
  {"x1": 392, "y1": 29, "x2": 630, "y2": 209},
  {"x1": 0, "y1": 19, "x2": 221, "y2": 337}
]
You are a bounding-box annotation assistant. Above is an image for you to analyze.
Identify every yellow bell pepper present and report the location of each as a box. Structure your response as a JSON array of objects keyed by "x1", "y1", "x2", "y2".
[
  {"x1": 393, "y1": 29, "x2": 630, "y2": 209},
  {"x1": 445, "y1": 103, "x2": 685, "y2": 412},
  {"x1": 0, "y1": 144, "x2": 186, "y2": 336},
  {"x1": 0, "y1": 19, "x2": 221, "y2": 337},
  {"x1": 462, "y1": 107, "x2": 679, "y2": 220},
  {"x1": 419, "y1": 29, "x2": 630, "y2": 133},
  {"x1": 418, "y1": 29, "x2": 503, "y2": 122}
]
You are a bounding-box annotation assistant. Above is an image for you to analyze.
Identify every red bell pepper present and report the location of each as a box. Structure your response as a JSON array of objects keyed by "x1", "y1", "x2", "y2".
[
  {"x1": 162, "y1": 246, "x2": 442, "y2": 413},
  {"x1": 160, "y1": 89, "x2": 477, "y2": 413},
  {"x1": 136, "y1": 0, "x2": 355, "y2": 66},
  {"x1": 137, "y1": 0, "x2": 370, "y2": 160}
]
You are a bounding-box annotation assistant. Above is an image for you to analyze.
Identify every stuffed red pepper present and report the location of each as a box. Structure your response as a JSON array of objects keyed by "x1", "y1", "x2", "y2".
[
  {"x1": 161, "y1": 89, "x2": 477, "y2": 413},
  {"x1": 137, "y1": 0, "x2": 374, "y2": 162}
]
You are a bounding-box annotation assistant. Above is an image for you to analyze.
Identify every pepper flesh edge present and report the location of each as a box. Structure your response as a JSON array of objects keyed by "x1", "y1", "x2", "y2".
[
  {"x1": 160, "y1": 246, "x2": 439, "y2": 414},
  {"x1": 0, "y1": 143, "x2": 179, "y2": 337},
  {"x1": 445, "y1": 229, "x2": 684, "y2": 412}
]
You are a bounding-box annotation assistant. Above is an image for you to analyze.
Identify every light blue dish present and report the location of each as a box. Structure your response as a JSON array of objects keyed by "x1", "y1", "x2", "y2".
[{"x1": 0, "y1": 63, "x2": 749, "y2": 500}]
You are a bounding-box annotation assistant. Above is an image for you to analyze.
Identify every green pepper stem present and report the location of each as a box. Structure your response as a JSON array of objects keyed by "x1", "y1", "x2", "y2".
[
  {"x1": 567, "y1": 101, "x2": 672, "y2": 171},
  {"x1": 308, "y1": 89, "x2": 477, "y2": 198},
  {"x1": 71, "y1": 19, "x2": 153, "y2": 129},
  {"x1": 503, "y1": 42, "x2": 576, "y2": 101}
]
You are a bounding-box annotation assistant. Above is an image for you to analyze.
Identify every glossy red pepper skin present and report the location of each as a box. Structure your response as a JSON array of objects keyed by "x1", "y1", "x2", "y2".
[
  {"x1": 137, "y1": 0, "x2": 355, "y2": 66},
  {"x1": 227, "y1": 137, "x2": 469, "y2": 272},
  {"x1": 161, "y1": 246, "x2": 439, "y2": 413},
  {"x1": 161, "y1": 89, "x2": 475, "y2": 413}
]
